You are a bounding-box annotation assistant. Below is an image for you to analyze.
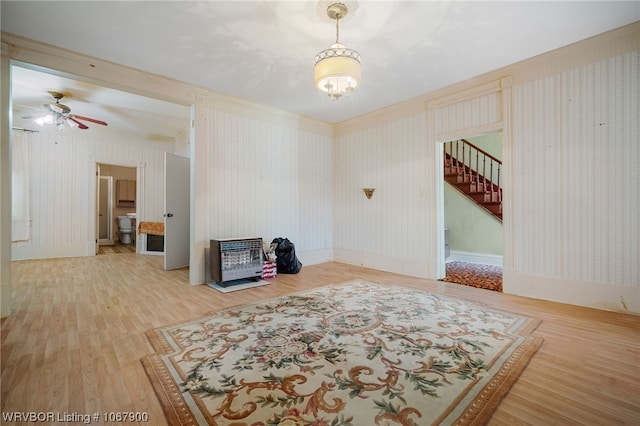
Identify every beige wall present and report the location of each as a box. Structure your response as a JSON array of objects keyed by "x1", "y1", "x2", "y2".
[
  {"x1": 9, "y1": 126, "x2": 172, "y2": 260},
  {"x1": 334, "y1": 23, "x2": 639, "y2": 313},
  {"x1": 467, "y1": 132, "x2": 502, "y2": 161},
  {"x1": 444, "y1": 185, "x2": 503, "y2": 256},
  {"x1": 1, "y1": 23, "x2": 638, "y2": 318}
]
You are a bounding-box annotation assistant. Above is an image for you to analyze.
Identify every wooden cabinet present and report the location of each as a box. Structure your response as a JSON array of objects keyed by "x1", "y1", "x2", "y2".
[{"x1": 116, "y1": 179, "x2": 136, "y2": 207}]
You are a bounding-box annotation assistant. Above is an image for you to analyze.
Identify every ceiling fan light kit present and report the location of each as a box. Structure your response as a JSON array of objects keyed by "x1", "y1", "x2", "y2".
[
  {"x1": 27, "y1": 90, "x2": 108, "y2": 131},
  {"x1": 314, "y1": 2, "x2": 361, "y2": 101},
  {"x1": 34, "y1": 114, "x2": 77, "y2": 131}
]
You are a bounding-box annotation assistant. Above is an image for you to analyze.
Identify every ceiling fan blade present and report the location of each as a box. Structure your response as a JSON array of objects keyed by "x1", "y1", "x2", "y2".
[
  {"x1": 69, "y1": 114, "x2": 108, "y2": 126},
  {"x1": 68, "y1": 117, "x2": 89, "y2": 129}
]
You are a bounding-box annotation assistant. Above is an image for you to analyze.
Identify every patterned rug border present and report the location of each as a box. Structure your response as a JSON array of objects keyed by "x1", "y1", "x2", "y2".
[
  {"x1": 141, "y1": 279, "x2": 543, "y2": 426},
  {"x1": 145, "y1": 280, "x2": 541, "y2": 351}
]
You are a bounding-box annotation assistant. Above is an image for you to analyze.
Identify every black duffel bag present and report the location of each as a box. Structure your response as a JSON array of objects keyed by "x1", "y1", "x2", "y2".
[{"x1": 271, "y1": 237, "x2": 302, "y2": 274}]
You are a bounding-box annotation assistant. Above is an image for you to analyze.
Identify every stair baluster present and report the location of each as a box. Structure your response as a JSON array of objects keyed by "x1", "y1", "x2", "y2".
[{"x1": 443, "y1": 139, "x2": 502, "y2": 222}]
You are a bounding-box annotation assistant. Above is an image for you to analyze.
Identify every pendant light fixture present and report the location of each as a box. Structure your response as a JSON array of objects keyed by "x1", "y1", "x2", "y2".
[{"x1": 314, "y1": 2, "x2": 361, "y2": 100}]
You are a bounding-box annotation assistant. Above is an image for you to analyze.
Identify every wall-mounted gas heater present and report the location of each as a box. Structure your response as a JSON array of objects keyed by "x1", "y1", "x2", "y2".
[{"x1": 209, "y1": 238, "x2": 263, "y2": 285}]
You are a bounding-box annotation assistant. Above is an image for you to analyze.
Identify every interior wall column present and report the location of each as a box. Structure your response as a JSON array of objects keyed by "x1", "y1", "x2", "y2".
[
  {"x1": 499, "y1": 77, "x2": 515, "y2": 276},
  {"x1": 0, "y1": 43, "x2": 13, "y2": 317},
  {"x1": 189, "y1": 99, "x2": 208, "y2": 285}
]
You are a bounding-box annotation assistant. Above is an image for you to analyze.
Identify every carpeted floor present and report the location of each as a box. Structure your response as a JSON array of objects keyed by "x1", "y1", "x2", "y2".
[{"x1": 440, "y1": 261, "x2": 503, "y2": 292}]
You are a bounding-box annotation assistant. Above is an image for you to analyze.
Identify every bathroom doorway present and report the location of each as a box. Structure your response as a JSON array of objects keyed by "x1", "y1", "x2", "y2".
[{"x1": 96, "y1": 162, "x2": 137, "y2": 254}]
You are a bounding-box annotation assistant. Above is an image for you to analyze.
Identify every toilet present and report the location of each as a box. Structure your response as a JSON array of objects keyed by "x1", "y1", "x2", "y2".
[{"x1": 117, "y1": 216, "x2": 135, "y2": 245}]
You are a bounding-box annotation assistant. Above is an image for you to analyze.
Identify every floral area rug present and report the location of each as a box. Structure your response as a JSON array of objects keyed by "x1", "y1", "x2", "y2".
[
  {"x1": 440, "y1": 261, "x2": 503, "y2": 292},
  {"x1": 141, "y1": 280, "x2": 542, "y2": 425}
]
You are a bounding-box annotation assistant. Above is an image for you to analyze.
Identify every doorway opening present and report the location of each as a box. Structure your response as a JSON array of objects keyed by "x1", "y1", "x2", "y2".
[
  {"x1": 439, "y1": 132, "x2": 504, "y2": 292},
  {"x1": 96, "y1": 163, "x2": 137, "y2": 255}
]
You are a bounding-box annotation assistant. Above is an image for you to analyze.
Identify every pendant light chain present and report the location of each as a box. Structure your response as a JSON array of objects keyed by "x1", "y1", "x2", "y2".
[{"x1": 335, "y1": 14, "x2": 340, "y2": 44}]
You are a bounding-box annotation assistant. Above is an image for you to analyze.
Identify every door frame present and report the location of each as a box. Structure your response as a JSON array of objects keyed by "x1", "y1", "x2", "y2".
[
  {"x1": 436, "y1": 131, "x2": 505, "y2": 278},
  {"x1": 90, "y1": 160, "x2": 142, "y2": 255},
  {"x1": 97, "y1": 175, "x2": 114, "y2": 243}
]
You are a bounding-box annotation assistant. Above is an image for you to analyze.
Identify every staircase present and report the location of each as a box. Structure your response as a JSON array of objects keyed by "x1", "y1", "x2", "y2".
[{"x1": 444, "y1": 139, "x2": 502, "y2": 222}]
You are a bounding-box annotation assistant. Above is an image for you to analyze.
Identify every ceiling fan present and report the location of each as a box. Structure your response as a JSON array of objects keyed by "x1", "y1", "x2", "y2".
[{"x1": 23, "y1": 91, "x2": 108, "y2": 131}]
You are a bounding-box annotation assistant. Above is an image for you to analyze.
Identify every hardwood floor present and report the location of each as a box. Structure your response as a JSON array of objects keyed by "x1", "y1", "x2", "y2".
[
  {"x1": 2, "y1": 254, "x2": 639, "y2": 425},
  {"x1": 98, "y1": 241, "x2": 136, "y2": 255}
]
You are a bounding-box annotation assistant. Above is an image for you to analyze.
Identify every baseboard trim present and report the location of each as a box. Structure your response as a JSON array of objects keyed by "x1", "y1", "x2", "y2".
[
  {"x1": 503, "y1": 267, "x2": 639, "y2": 314},
  {"x1": 448, "y1": 251, "x2": 503, "y2": 266},
  {"x1": 298, "y1": 248, "x2": 333, "y2": 266},
  {"x1": 141, "y1": 250, "x2": 164, "y2": 256},
  {"x1": 334, "y1": 248, "x2": 430, "y2": 278},
  {"x1": 11, "y1": 244, "x2": 85, "y2": 260}
]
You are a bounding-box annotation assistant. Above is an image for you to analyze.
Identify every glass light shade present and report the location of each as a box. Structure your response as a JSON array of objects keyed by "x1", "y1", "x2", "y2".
[{"x1": 314, "y1": 43, "x2": 361, "y2": 100}]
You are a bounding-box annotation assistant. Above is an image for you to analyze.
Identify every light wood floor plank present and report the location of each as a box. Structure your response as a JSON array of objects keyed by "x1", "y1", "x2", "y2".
[{"x1": 1, "y1": 254, "x2": 639, "y2": 425}]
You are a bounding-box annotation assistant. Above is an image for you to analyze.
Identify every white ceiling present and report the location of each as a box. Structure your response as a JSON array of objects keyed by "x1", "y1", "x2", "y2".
[
  {"x1": 10, "y1": 66, "x2": 192, "y2": 140},
  {"x1": 3, "y1": 1, "x2": 639, "y2": 138}
]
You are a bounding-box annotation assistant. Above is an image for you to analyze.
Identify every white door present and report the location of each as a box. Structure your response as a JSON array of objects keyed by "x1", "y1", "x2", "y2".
[{"x1": 164, "y1": 153, "x2": 190, "y2": 270}]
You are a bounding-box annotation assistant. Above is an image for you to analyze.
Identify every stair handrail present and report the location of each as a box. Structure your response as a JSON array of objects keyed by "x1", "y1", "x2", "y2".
[
  {"x1": 444, "y1": 139, "x2": 502, "y2": 199},
  {"x1": 460, "y1": 138, "x2": 501, "y2": 165}
]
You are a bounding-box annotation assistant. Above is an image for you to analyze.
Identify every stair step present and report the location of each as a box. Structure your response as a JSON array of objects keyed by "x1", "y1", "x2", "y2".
[
  {"x1": 443, "y1": 141, "x2": 502, "y2": 222},
  {"x1": 469, "y1": 192, "x2": 488, "y2": 202},
  {"x1": 453, "y1": 178, "x2": 477, "y2": 185},
  {"x1": 480, "y1": 202, "x2": 502, "y2": 214}
]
